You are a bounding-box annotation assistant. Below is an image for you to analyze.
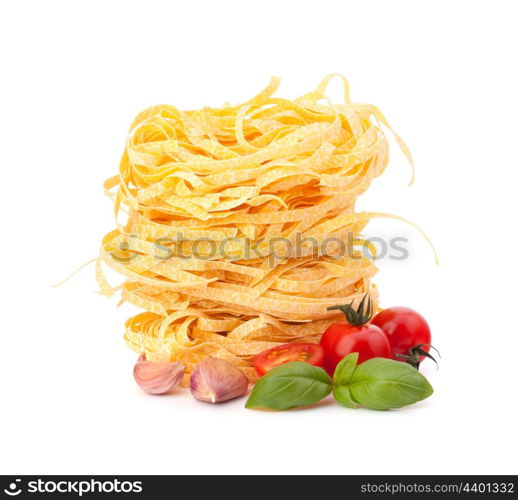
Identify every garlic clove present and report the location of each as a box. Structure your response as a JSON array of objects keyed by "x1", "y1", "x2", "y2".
[
  {"x1": 190, "y1": 358, "x2": 249, "y2": 403},
  {"x1": 133, "y1": 353, "x2": 184, "y2": 395}
]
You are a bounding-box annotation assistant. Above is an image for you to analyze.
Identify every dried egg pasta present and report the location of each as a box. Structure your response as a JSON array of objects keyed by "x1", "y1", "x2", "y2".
[{"x1": 98, "y1": 75, "x2": 412, "y2": 385}]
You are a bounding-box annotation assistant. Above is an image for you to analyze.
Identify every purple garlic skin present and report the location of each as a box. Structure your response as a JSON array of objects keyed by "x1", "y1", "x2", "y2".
[
  {"x1": 190, "y1": 358, "x2": 249, "y2": 403},
  {"x1": 133, "y1": 354, "x2": 184, "y2": 395}
]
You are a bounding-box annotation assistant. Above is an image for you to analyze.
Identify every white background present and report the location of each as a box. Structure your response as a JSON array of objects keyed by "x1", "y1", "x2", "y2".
[{"x1": 1, "y1": 0, "x2": 517, "y2": 476}]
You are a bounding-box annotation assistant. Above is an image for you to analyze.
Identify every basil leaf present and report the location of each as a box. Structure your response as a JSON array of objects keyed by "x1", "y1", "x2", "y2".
[
  {"x1": 333, "y1": 385, "x2": 356, "y2": 408},
  {"x1": 333, "y1": 352, "x2": 359, "y2": 386},
  {"x1": 245, "y1": 362, "x2": 332, "y2": 410},
  {"x1": 347, "y1": 358, "x2": 434, "y2": 411},
  {"x1": 332, "y1": 353, "x2": 359, "y2": 408}
]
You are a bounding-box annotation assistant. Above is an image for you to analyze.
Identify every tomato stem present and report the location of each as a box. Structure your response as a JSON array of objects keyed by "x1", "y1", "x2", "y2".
[
  {"x1": 396, "y1": 343, "x2": 440, "y2": 370},
  {"x1": 327, "y1": 293, "x2": 373, "y2": 326}
]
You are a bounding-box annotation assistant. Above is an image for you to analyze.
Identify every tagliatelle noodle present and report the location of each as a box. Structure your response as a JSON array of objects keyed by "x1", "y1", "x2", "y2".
[{"x1": 98, "y1": 75, "x2": 413, "y2": 386}]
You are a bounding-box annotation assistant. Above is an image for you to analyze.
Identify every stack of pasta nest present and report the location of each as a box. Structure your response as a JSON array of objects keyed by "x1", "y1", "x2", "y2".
[{"x1": 98, "y1": 75, "x2": 411, "y2": 385}]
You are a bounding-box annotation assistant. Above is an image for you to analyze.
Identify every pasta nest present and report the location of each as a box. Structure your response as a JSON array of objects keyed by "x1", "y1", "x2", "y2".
[{"x1": 97, "y1": 75, "x2": 412, "y2": 385}]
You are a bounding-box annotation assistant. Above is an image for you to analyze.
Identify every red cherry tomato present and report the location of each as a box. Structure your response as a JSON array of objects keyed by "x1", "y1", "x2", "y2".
[
  {"x1": 319, "y1": 323, "x2": 391, "y2": 376},
  {"x1": 371, "y1": 307, "x2": 431, "y2": 362},
  {"x1": 253, "y1": 343, "x2": 324, "y2": 376}
]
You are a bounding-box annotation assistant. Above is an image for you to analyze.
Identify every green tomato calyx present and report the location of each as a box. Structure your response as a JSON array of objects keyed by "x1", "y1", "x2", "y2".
[
  {"x1": 396, "y1": 343, "x2": 441, "y2": 371},
  {"x1": 327, "y1": 293, "x2": 373, "y2": 326}
]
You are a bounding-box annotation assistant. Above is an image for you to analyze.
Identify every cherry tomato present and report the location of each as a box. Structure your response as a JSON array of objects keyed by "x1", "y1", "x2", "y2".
[
  {"x1": 320, "y1": 322, "x2": 392, "y2": 376},
  {"x1": 371, "y1": 307, "x2": 431, "y2": 362},
  {"x1": 253, "y1": 343, "x2": 324, "y2": 376}
]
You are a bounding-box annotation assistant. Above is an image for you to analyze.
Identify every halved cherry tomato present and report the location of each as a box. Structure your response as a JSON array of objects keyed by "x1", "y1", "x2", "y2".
[
  {"x1": 253, "y1": 343, "x2": 324, "y2": 376},
  {"x1": 371, "y1": 306, "x2": 432, "y2": 362}
]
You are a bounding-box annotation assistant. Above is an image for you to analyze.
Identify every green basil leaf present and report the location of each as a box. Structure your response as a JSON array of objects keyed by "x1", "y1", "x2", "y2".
[
  {"x1": 332, "y1": 353, "x2": 359, "y2": 408},
  {"x1": 333, "y1": 352, "x2": 359, "y2": 386},
  {"x1": 245, "y1": 362, "x2": 332, "y2": 410},
  {"x1": 333, "y1": 385, "x2": 356, "y2": 408},
  {"x1": 347, "y1": 358, "x2": 434, "y2": 411}
]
